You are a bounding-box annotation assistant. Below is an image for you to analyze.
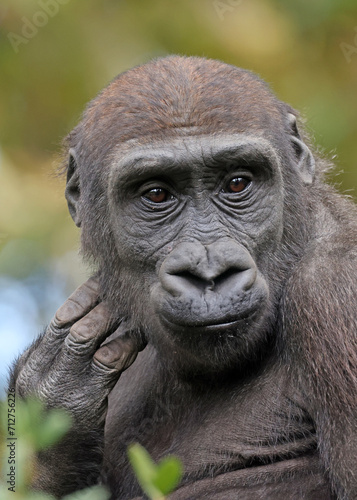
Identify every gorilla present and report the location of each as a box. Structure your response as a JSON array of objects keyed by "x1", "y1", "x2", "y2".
[{"x1": 10, "y1": 56, "x2": 357, "y2": 499}]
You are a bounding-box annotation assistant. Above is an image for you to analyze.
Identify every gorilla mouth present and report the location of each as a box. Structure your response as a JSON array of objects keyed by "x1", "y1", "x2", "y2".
[
  {"x1": 157, "y1": 289, "x2": 266, "y2": 334},
  {"x1": 160, "y1": 310, "x2": 254, "y2": 333}
]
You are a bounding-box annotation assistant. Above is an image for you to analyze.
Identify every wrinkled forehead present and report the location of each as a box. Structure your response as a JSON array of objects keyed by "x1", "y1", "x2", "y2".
[
  {"x1": 109, "y1": 134, "x2": 281, "y2": 179},
  {"x1": 82, "y1": 66, "x2": 285, "y2": 144},
  {"x1": 70, "y1": 59, "x2": 291, "y2": 176}
]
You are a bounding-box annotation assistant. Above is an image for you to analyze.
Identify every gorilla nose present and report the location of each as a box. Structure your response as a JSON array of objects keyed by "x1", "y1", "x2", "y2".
[{"x1": 159, "y1": 241, "x2": 257, "y2": 297}]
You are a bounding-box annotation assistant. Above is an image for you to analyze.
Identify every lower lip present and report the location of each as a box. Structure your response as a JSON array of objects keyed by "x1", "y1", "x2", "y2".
[{"x1": 160, "y1": 316, "x2": 244, "y2": 333}]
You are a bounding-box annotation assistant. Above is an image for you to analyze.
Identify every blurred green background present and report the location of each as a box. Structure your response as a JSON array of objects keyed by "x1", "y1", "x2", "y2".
[{"x1": 0, "y1": 0, "x2": 357, "y2": 392}]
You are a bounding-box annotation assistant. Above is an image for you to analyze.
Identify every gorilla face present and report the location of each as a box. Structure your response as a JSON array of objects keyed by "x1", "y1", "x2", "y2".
[
  {"x1": 65, "y1": 57, "x2": 315, "y2": 374},
  {"x1": 105, "y1": 134, "x2": 285, "y2": 371}
]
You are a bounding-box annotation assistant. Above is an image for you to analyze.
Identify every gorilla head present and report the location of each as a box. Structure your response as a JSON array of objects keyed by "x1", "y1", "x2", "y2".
[{"x1": 64, "y1": 56, "x2": 316, "y2": 374}]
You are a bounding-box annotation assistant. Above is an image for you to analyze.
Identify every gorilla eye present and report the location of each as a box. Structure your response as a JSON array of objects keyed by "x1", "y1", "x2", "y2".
[
  {"x1": 226, "y1": 177, "x2": 251, "y2": 193},
  {"x1": 143, "y1": 188, "x2": 170, "y2": 203}
]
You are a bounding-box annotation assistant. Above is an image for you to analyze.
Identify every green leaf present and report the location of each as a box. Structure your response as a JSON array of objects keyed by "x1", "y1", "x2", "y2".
[
  {"x1": 127, "y1": 444, "x2": 163, "y2": 499},
  {"x1": 152, "y1": 457, "x2": 182, "y2": 496},
  {"x1": 18, "y1": 397, "x2": 43, "y2": 434},
  {"x1": 0, "y1": 485, "x2": 55, "y2": 500},
  {"x1": 127, "y1": 443, "x2": 158, "y2": 487},
  {"x1": 62, "y1": 485, "x2": 110, "y2": 500},
  {"x1": 4, "y1": 397, "x2": 72, "y2": 451},
  {"x1": 35, "y1": 410, "x2": 72, "y2": 450},
  {"x1": 25, "y1": 492, "x2": 56, "y2": 500},
  {"x1": 128, "y1": 443, "x2": 183, "y2": 500}
]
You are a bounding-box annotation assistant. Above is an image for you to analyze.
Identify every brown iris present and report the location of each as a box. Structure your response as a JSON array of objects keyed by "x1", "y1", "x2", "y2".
[
  {"x1": 227, "y1": 177, "x2": 250, "y2": 193},
  {"x1": 144, "y1": 188, "x2": 169, "y2": 203}
]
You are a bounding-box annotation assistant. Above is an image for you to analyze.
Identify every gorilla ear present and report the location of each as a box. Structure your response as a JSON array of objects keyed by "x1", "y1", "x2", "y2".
[
  {"x1": 287, "y1": 113, "x2": 315, "y2": 185},
  {"x1": 65, "y1": 148, "x2": 82, "y2": 227}
]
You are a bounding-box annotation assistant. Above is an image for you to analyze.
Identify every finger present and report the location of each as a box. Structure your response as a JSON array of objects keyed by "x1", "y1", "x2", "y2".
[
  {"x1": 65, "y1": 302, "x2": 117, "y2": 352},
  {"x1": 102, "y1": 322, "x2": 148, "y2": 352},
  {"x1": 116, "y1": 328, "x2": 147, "y2": 352},
  {"x1": 27, "y1": 278, "x2": 101, "y2": 362},
  {"x1": 93, "y1": 335, "x2": 139, "y2": 372},
  {"x1": 54, "y1": 278, "x2": 100, "y2": 328}
]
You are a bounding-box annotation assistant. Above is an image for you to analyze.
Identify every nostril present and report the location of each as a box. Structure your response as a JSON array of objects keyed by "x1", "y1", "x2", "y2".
[
  {"x1": 174, "y1": 268, "x2": 250, "y2": 292},
  {"x1": 162, "y1": 265, "x2": 256, "y2": 297},
  {"x1": 160, "y1": 242, "x2": 258, "y2": 296}
]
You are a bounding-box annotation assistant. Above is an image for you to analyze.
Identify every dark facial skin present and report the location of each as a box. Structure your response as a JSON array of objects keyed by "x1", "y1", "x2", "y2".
[
  {"x1": 107, "y1": 134, "x2": 283, "y2": 371},
  {"x1": 9, "y1": 56, "x2": 357, "y2": 500}
]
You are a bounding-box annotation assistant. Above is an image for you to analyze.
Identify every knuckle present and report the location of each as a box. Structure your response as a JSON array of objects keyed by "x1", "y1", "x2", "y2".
[
  {"x1": 64, "y1": 330, "x2": 99, "y2": 359},
  {"x1": 46, "y1": 322, "x2": 69, "y2": 340},
  {"x1": 93, "y1": 346, "x2": 121, "y2": 369},
  {"x1": 92, "y1": 357, "x2": 116, "y2": 374},
  {"x1": 93, "y1": 341, "x2": 137, "y2": 371},
  {"x1": 55, "y1": 298, "x2": 83, "y2": 327},
  {"x1": 69, "y1": 320, "x2": 94, "y2": 343},
  {"x1": 92, "y1": 352, "x2": 115, "y2": 371},
  {"x1": 82, "y1": 278, "x2": 100, "y2": 294},
  {"x1": 65, "y1": 334, "x2": 94, "y2": 356},
  {"x1": 53, "y1": 280, "x2": 101, "y2": 328},
  {"x1": 91, "y1": 358, "x2": 122, "y2": 383},
  {"x1": 15, "y1": 362, "x2": 42, "y2": 397}
]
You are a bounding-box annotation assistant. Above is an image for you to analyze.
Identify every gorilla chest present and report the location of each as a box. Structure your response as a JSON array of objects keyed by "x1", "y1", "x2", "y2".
[{"x1": 104, "y1": 365, "x2": 325, "y2": 498}]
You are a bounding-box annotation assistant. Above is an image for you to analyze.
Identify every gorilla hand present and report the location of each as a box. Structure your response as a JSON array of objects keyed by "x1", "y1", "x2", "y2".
[{"x1": 9, "y1": 278, "x2": 146, "y2": 495}]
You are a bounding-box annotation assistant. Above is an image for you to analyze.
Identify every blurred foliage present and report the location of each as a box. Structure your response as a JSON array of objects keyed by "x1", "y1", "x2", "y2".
[
  {"x1": 0, "y1": 394, "x2": 110, "y2": 499},
  {"x1": 0, "y1": 0, "x2": 356, "y2": 382},
  {"x1": 0, "y1": 395, "x2": 180, "y2": 499},
  {"x1": 128, "y1": 443, "x2": 182, "y2": 500}
]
